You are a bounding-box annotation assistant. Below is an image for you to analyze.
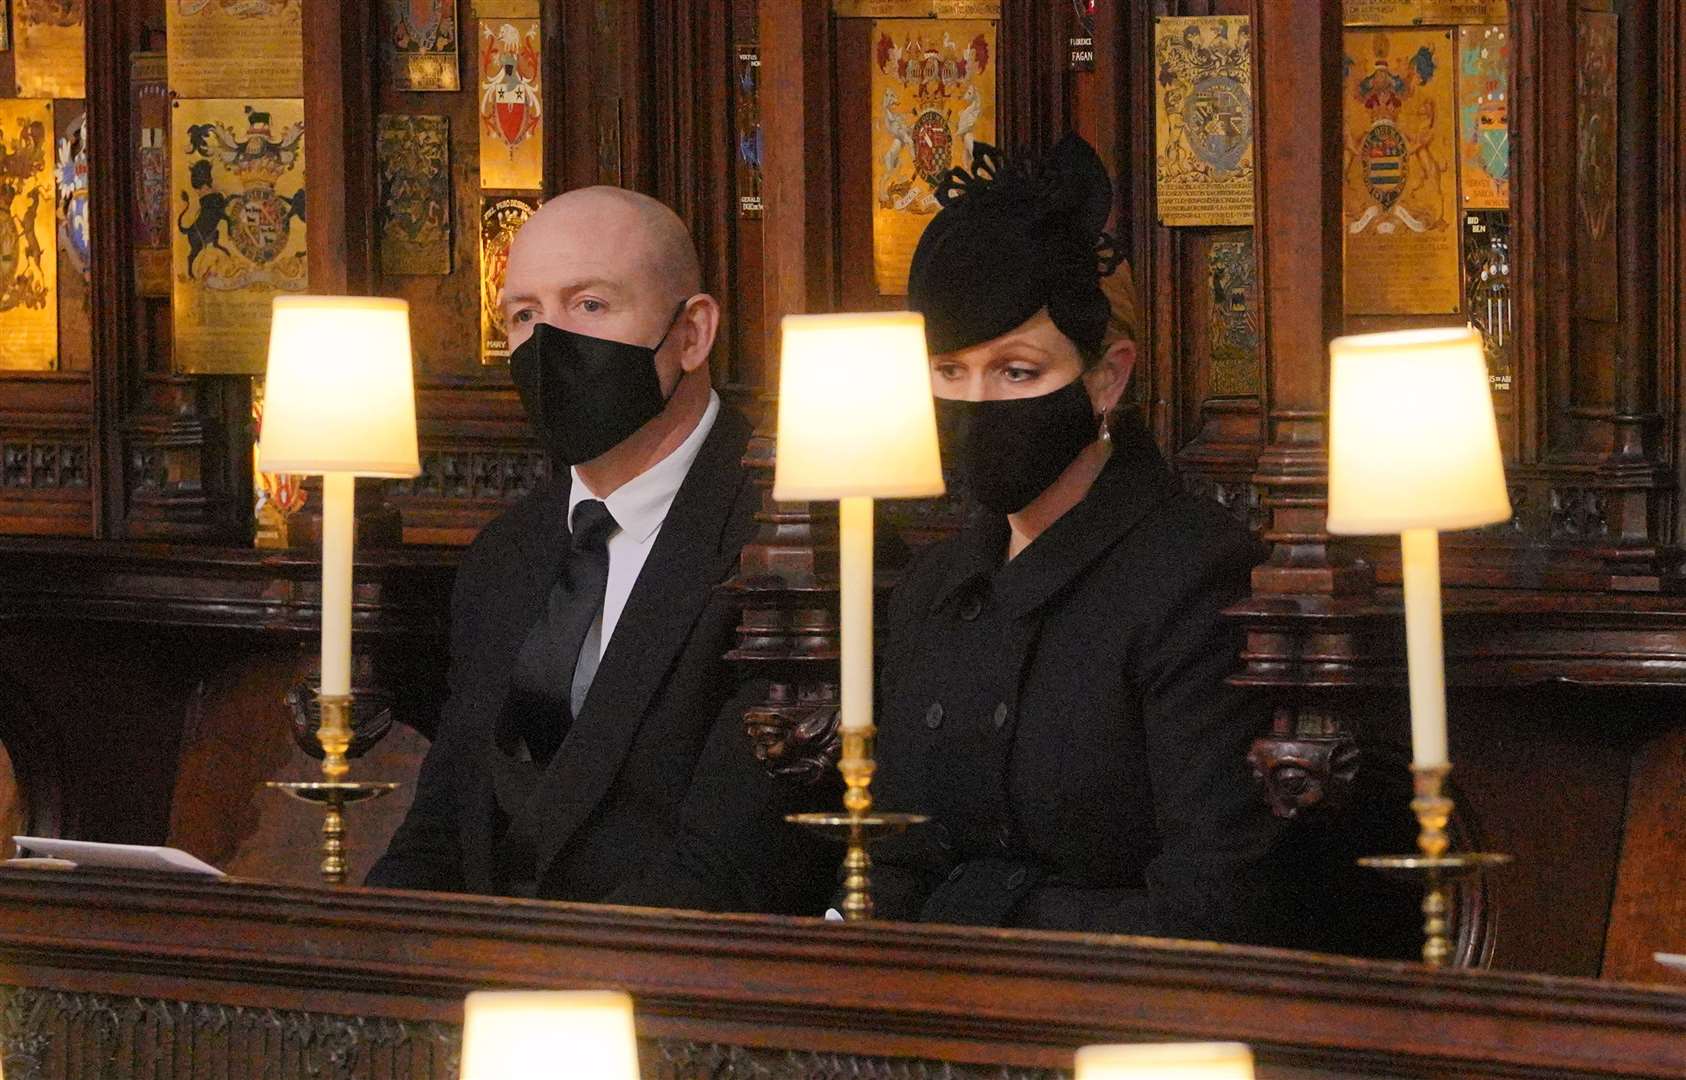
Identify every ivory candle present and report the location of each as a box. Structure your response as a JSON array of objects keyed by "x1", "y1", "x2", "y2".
[
  {"x1": 839, "y1": 496, "x2": 875, "y2": 733},
  {"x1": 1400, "y1": 526, "x2": 1448, "y2": 768},
  {"x1": 1074, "y1": 1042, "x2": 1254, "y2": 1079},
  {"x1": 319, "y1": 472, "x2": 356, "y2": 698}
]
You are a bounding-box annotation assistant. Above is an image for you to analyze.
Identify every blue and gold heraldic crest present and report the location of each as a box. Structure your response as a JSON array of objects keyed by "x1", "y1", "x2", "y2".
[
  {"x1": 1183, "y1": 75, "x2": 1251, "y2": 174},
  {"x1": 179, "y1": 105, "x2": 306, "y2": 292}
]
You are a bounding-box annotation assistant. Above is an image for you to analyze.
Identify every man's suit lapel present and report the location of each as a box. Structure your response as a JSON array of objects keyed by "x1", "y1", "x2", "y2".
[
  {"x1": 526, "y1": 408, "x2": 752, "y2": 883},
  {"x1": 460, "y1": 479, "x2": 568, "y2": 893}
]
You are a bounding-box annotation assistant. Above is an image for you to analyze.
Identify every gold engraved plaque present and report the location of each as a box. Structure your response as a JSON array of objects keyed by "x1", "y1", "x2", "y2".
[
  {"x1": 387, "y1": 0, "x2": 460, "y2": 91},
  {"x1": 1342, "y1": 28, "x2": 1461, "y2": 315},
  {"x1": 480, "y1": 194, "x2": 537, "y2": 363},
  {"x1": 378, "y1": 114, "x2": 453, "y2": 276},
  {"x1": 1344, "y1": 0, "x2": 1507, "y2": 24},
  {"x1": 476, "y1": 16, "x2": 543, "y2": 191},
  {"x1": 1154, "y1": 15, "x2": 1254, "y2": 227},
  {"x1": 870, "y1": 18, "x2": 996, "y2": 296},
  {"x1": 168, "y1": 0, "x2": 303, "y2": 100},
  {"x1": 1457, "y1": 25, "x2": 1509, "y2": 210},
  {"x1": 14, "y1": 0, "x2": 85, "y2": 99},
  {"x1": 171, "y1": 99, "x2": 308, "y2": 375},
  {"x1": 836, "y1": 1, "x2": 1001, "y2": 15},
  {"x1": 0, "y1": 99, "x2": 59, "y2": 371}
]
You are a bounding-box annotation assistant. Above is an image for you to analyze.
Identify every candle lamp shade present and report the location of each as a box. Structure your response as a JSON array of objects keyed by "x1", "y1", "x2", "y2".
[
  {"x1": 772, "y1": 311, "x2": 945, "y2": 501},
  {"x1": 257, "y1": 295, "x2": 422, "y2": 479},
  {"x1": 460, "y1": 990, "x2": 640, "y2": 1080},
  {"x1": 1325, "y1": 326, "x2": 1509, "y2": 535},
  {"x1": 1074, "y1": 1042, "x2": 1255, "y2": 1079}
]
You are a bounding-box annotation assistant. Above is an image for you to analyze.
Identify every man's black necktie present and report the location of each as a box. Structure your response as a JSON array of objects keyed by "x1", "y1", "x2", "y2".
[{"x1": 507, "y1": 498, "x2": 618, "y2": 764}]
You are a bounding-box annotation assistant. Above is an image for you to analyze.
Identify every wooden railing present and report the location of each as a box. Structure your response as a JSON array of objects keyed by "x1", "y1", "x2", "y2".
[{"x1": 0, "y1": 869, "x2": 1682, "y2": 1079}]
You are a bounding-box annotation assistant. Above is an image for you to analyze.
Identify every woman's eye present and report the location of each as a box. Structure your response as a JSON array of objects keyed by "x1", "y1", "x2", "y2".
[
  {"x1": 1002, "y1": 365, "x2": 1040, "y2": 383},
  {"x1": 933, "y1": 363, "x2": 964, "y2": 380},
  {"x1": 511, "y1": 309, "x2": 535, "y2": 325}
]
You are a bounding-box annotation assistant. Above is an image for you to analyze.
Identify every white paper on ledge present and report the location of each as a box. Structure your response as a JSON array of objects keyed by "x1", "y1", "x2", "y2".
[
  {"x1": 1657, "y1": 952, "x2": 1686, "y2": 973},
  {"x1": 11, "y1": 836, "x2": 226, "y2": 878}
]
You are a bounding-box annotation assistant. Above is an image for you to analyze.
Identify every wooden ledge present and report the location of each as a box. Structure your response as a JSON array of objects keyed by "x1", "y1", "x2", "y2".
[
  {"x1": 0, "y1": 538, "x2": 456, "y2": 637},
  {"x1": 0, "y1": 869, "x2": 1681, "y2": 1077}
]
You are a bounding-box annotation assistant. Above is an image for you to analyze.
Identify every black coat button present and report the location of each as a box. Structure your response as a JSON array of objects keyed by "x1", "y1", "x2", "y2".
[
  {"x1": 996, "y1": 823, "x2": 1011, "y2": 850},
  {"x1": 924, "y1": 702, "x2": 944, "y2": 730},
  {"x1": 958, "y1": 594, "x2": 983, "y2": 621},
  {"x1": 947, "y1": 865, "x2": 966, "y2": 883},
  {"x1": 1006, "y1": 868, "x2": 1027, "y2": 890},
  {"x1": 933, "y1": 823, "x2": 953, "y2": 851},
  {"x1": 992, "y1": 702, "x2": 1010, "y2": 730}
]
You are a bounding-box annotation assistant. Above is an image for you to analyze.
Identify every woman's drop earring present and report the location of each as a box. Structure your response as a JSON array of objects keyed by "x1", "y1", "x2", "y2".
[{"x1": 1097, "y1": 408, "x2": 1113, "y2": 444}]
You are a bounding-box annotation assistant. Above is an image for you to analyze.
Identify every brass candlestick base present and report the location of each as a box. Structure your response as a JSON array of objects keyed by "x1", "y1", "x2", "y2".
[
  {"x1": 268, "y1": 693, "x2": 399, "y2": 885},
  {"x1": 1359, "y1": 763, "x2": 1511, "y2": 967},
  {"x1": 268, "y1": 781, "x2": 400, "y2": 883},
  {"x1": 788, "y1": 726, "x2": 927, "y2": 921}
]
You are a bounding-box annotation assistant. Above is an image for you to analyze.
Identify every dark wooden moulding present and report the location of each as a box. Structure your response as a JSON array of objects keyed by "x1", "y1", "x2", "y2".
[{"x1": 0, "y1": 869, "x2": 1683, "y2": 1080}]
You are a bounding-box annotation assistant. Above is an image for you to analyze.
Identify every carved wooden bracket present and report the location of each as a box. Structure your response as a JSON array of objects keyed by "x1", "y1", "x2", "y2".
[
  {"x1": 743, "y1": 684, "x2": 841, "y2": 786},
  {"x1": 1248, "y1": 707, "x2": 1360, "y2": 820}
]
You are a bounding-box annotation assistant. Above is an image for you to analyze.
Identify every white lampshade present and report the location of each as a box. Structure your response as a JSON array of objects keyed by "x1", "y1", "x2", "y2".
[
  {"x1": 460, "y1": 990, "x2": 640, "y2": 1080},
  {"x1": 1075, "y1": 1042, "x2": 1255, "y2": 1080},
  {"x1": 257, "y1": 295, "x2": 421, "y2": 477},
  {"x1": 772, "y1": 311, "x2": 945, "y2": 501},
  {"x1": 1326, "y1": 326, "x2": 1510, "y2": 535}
]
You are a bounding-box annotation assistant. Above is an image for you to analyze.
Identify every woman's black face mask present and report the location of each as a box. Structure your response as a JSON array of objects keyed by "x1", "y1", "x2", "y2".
[
  {"x1": 934, "y1": 377, "x2": 1097, "y2": 515},
  {"x1": 508, "y1": 303, "x2": 687, "y2": 465}
]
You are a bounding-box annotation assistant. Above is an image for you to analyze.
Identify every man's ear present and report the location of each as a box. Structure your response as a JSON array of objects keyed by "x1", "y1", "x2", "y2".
[
  {"x1": 1084, "y1": 337, "x2": 1137, "y2": 415},
  {"x1": 676, "y1": 294, "x2": 721, "y2": 374}
]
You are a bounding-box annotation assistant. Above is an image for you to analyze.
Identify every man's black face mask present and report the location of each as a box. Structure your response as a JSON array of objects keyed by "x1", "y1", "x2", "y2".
[
  {"x1": 934, "y1": 377, "x2": 1097, "y2": 515},
  {"x1": 508, "y1": 303, "x2": 686, "y2": 465}
]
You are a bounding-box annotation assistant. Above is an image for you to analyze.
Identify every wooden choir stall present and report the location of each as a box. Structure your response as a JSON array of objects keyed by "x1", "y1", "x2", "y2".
[{"x1": 1, "y1": 0, "x2": 1686, "y2": 1077}]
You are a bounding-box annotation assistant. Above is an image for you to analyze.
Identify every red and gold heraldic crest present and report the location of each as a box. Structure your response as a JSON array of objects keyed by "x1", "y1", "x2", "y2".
[{"x1": 868, "y1": 18, "x2": 996, "y2": 296}]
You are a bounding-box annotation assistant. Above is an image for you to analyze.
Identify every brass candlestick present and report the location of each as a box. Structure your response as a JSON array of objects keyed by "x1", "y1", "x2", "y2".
[
  {"x1": 789, "y1": 726, "x2": 927, "y2": 921},
  {"x1": 269, "y1": 693, "x2": 398, "y2": 885},
  {"x1": 1359, "y1": 763, "x2": 1511, "y2": 967}
]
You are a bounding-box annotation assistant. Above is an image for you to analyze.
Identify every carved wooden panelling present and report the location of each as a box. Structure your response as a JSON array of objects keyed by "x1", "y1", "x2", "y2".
[
  {"x1": 0, "y1": 439, "x2": 89, "y2": 491},
  {"x1": 388, "y1": 449, "x2": 550, "y2": 504},
  {"x1": 0, "y1": 986, "x2": 1064, "y2": 1080}
]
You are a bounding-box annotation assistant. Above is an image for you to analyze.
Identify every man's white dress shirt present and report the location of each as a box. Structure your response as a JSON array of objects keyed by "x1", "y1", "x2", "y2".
[{"x1": 564, "y1": 390, "x2": 721, "y2": 710}]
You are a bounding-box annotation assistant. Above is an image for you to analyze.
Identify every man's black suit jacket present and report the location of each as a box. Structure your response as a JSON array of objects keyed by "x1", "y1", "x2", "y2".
[{"x1": 368, "y1": 406, "x2": 835, "y2": 913}]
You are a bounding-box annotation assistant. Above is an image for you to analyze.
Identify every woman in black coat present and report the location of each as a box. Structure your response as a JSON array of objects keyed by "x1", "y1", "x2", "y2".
[{"x1": 869, "y1": 135, "x2": 1283, "y2": 942}]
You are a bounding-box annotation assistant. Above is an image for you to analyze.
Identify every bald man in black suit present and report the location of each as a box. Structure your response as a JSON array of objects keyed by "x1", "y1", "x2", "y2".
[{"x1": 368, "y1": 188, "x2": 834, "y2": 912}]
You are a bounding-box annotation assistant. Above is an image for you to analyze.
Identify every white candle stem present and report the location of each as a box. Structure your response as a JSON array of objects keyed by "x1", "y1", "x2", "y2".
[
  {"x1": 839, "y1": 496, "x2": 874, "y2": 733},
  {"x1": 1400, "y1": 526, "x2": 1448, "y2": 769},
  {"x1": 320, "y1": 472, "x2": 356, "y2": 698}
]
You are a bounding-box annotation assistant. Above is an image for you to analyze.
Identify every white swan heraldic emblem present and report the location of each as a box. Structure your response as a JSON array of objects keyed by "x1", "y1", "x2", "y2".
[{"x1": 179, "y1": 106, "x2": 306, "y2": 292}]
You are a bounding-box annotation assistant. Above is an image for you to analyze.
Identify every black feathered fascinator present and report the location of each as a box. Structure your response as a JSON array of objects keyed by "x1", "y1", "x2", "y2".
[{"x1": 907, "y1": 132, "x2": 1122, "y2": 357}]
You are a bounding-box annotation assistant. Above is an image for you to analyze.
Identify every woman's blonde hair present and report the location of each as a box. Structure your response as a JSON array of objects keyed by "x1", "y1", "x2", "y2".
[{"x1": 1098, "y1": 257, "x2": 1139, "y2": 354}]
